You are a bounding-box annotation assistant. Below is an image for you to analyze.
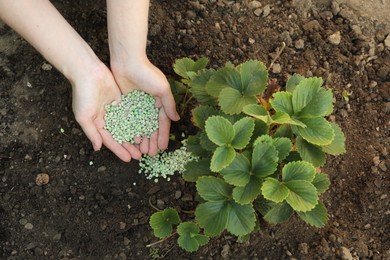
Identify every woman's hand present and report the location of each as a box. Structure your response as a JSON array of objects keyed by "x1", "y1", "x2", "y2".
[
  {"x1": 111, "y1": 58, "x2": 180, "y2": 157},
  {"x1": 72, "y1": 63, "x2": 142, "y2": 162}
]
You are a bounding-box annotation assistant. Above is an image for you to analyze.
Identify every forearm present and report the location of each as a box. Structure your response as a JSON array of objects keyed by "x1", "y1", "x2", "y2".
[
  {"x1": 0, "y1": 0, "x2": 101, "y2": 84},
  {"x1": 106, "y1": 0, "x2": 150, "y2": 68}
]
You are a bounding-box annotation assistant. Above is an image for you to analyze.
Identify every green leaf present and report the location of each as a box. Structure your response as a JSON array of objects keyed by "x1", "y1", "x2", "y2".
[
  {"x1": 297, "y1": 201, "x2": 328, "y2": 227},
  {"x1": 192, "y1": 106, "x2": 219, "y2": 130},
  {"x1": 271, "y1": 111, "x2": 291, "y2": 124},
  {"x1": 293, "y1": 117, "x2": 334, "y2": 146},
  {"x1": 312, "y1": 173, "x2": 330, "y2": 194},
  {"x1": 243, "y1": 104, "x2": 271, "y2": 124},
  {"x1": 263, "y1": 202, "x2": 294, "y2": 224},
  {"x1": 189, "y1": 69, "x2": 217, "y2": 104},
  {"x1": 250, "y1": 120, "x2": 269, "y2": 144},
  {"x1": 253, "y1": 195, "x2": 274, "y2": 216},
  {"x1": 284, "y1": 180, "x2": 319, "y2": 212},
  {"x1": 272, "y1": 137, "x2": 293, "y2": 162},
  {"x1": 237, "y1": 60, "x2": 267, "y2": 95},
  {"x1": 220, "y1": 153, "x2": 251, "y2": 187},
  {"x1": 261, "y1": 178, "x2": 289, "y2": 203},
  {"x1": 169, "y1": 79, "x2": 187, "y2": 104},
  {"x1": 253, "y1": 134, "x2": 273, "y2": 146},
  {"x1": 210, "y1": 146, "x2": 236, "y2": 172},
  {"x1": 291, "y1": 77, "x2": 323, "y2": 114},
  {"x1": 274, "y1": 124, "x2": 293, "y2": 138},
  {"x1": 186, "y1": 133, "x2": 210, "y2": 157},
  {"x1": 200, "y1": 132, "x2": 218, "y2": 152},
  {"x1": 232, "y1": 117, "x2": 254, "y2": 149},
  {"x1": 149, "y1": 208, "x2": 180, "y2": 239},
  {"x1": 232, "y1": 176, "x2": 262, "y2": 204},
  {"x1": 297, "y1": 88, "x2": 333, "y2": 118},
  {"x1": 286, "y1": 74, "x2": 305, "y2": 93},
  {"x1": 177, "y1": 222, "x2": 209, "y2": 253},
  {"x1": 174, "y1": 57, "x2": 208, "y2": 79},
  {"x1": 219, "y1": 87, "x2": 258, "y2": 115},
  {"x1": 252, "y1": 142, "x2": 279, "y2": 178},
  {"x1": 206, "y1": 67, "x2": 240, "y2": 97},
  {"x1": 205, "y1": 116, "x2": 235, "y2": 146},
  {"x1": 183, "y1": 159, "x2": 213, "y2": 182},
  {"x1": 195, "y1": 201, "x2": 228, "y2": 237},
  {"x1": 270, "y1": 92, "x2": 294, "y2": 115},
  {"x1": 282, "y1": 161, "x2": 316, "y2": 182},
  {"x1": 296, "y1": 136, "x2": 326, "y2": 167},
  {"x1": 226, "y1": 202, "x2": 256, "y2": 236},
  {"x1": 321, "y1": 122, "x2": 346, "y2": 155},
  {"x1": 197, "y1": 176, "x2": 232, "y2": 201}
]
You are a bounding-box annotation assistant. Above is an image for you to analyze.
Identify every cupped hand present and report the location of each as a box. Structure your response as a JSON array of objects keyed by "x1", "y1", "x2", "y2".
[
  {"x1": 111, "y1": 58, "x2": 180, "y2": 156},
  {"x1": 71, "y1": 63, "x2": 142, "y2": 162}
]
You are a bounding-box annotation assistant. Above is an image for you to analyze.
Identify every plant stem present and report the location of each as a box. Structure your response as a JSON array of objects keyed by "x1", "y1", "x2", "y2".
[
  {"x1": 146, "y1": 232, "x2": 177, "y2": 248},
  {"x1": 148, "y1": 197, "x2": 162, "y2": 212},
  {"x1": 267, "y1": 42, "x2": 286, "y2": 72}
]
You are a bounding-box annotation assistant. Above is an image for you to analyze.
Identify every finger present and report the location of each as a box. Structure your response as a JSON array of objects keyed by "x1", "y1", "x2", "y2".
[
  {"x1": 160, "y1": 92, "x2": 180, "y2": 121},
  {"x1": 148, "y1": 131, "x2": 159, "y2": 157},
  {"x1": 154, "y1": 96, "x2": 162, "y2": 108},
  {"x1": 77, "y1": 117, "x2": 103, "y2": 151},
  {"x1": 134, "y1": 136, "x2": 142, "y2": 145},
  {"x1": 158, "y1": 108, "x2": 171, "y2": 150},
  {"x1": 123, "y1": 142, "x2": 142, "y2": 160},
  {"x1": 99, "y1": 129, "x2": 132, "y2": 162},
  {"x1": 140, "y1": 137, "x2": 149, "y2": 154}
]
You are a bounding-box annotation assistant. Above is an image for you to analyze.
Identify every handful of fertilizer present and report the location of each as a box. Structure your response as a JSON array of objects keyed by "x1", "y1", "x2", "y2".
[{"x1": 104, "y1": 90, "x2": 159, "y2": 144}]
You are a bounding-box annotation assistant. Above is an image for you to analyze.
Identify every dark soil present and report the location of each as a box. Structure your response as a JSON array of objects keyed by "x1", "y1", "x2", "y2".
[{"x1": 1, "y1": 0, "x2": 389, "y2": 259}]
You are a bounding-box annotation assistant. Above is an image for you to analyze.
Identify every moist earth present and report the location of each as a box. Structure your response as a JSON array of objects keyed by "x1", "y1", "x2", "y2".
[{"x1": 0, "y1": 0, "x2": 389, "y2": 259}]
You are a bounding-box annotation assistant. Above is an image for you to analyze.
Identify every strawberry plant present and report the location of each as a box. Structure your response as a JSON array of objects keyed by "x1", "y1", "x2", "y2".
[{"x1": 148, "y1": 58, "x2": 346, "y2": 252}]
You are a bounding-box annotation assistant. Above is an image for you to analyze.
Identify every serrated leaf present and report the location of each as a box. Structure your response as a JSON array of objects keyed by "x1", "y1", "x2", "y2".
[
  {"x1": 252, "y1": 142, "x2": 279, "y2": 178},
  {"x1": 263, "y1": 202, "x2": 294, "y2": 224},
  {"x1": 174, "y1": 57, "x2": 208, "y2": 80},
  {"x1": 149, "y1": 208, "x2": 180, "y2": 239},
  {"x1": 243, "y1": 104, "x2": 271, "y2": 124},
  {"x1": 205, "y1": 116, "x2": 235, "y2": 146},
  {"x1": 284, "y1": 180, "x2": 319, "y2": 212},
  {"x1": 297, "y1": 201, "x2": 328, "y2": 227},
  {"x1": 250, "y1": 120, "x2": 269, "y2": 144},
  {"x1": 177, "y1": 222, "x2": 209, "y2": 253},
  {"x1": 321, "y1": 122, "x2": 346, "y2": 155},
  {"x1": 195, "y1": 201, "x2": 228, "y2": 237},
  {"x1": 220, "y1": 153, "x2": 251, "y2": 187},
  {"x1": 261, "y1": 178, "x2": 289, "y2": 203},
  {"x1": 271, "y1": 111, "x2": 291, "y2": 124},
  {"x1": 297, "y1": 88, "x2": 333, "y2": 118},
  {"x1": 274, "y1": 124, "x2": 293, "y2": 138},
  {"x1": 253, "y1": 134, "x2": 273, "y2": 146},
  {"x1": 296, "y1": 136, "x2": 326, "y2": 167},
  {"x1": 183, "y1": 159, "x2": 213, "y2": 182},
  {"x1": 291, "y1": 77, "x2": 323, "y2": 114},
  {"x1": 219, "y1": 87, "x2": 258, "y2": 115},
  {"x1": 210, "y1": 146, "x2": 236, "y2": 172},
  {"x1": 312, "y1": 173, "x2": 330, "y2": 194},
  {"x1": 200, "y1": 132, "x2": 218, "y2": 152},
  {"x1": 197, "y1": 176, "x2": 232, "y2": 201},
  {"x1": 192, "y1": 106, "x2": 219, "y2": 130},
  {"x1": 237, "y1": 60, "x2": 267, "y2": 95},
  {"x1": 186, "y1": 133, "x2": 210, "y2": 157},
  {"x1": 272, "y1": 137, "x2": 293, "y2": 162},
  {"x1": 226, "y1": 202, "x2": 256, "y2": 236},
  {"x1": 293, "y1": 117, "x2": 334, "y2": 146},
  {"x1": 169, "y1": 79, "x2": 187, "y2": 104},
  {"x1": 189, "y1": 69, "x2": 217, "y2": 104},
  {"x1": 232, "y1": 117, "x2": 254, "y2": 149},
  {"x1": 282, "y1": 161, "x2": 316, "y2": 182},
  {"x1": 232, "y1": 176, "x2": 262, "y2": 205},
  {"x1": 206, "y1": 67, "x2": 240, "y2": 97},
  {"x1": 270, "y1": 92, "x2": 294, "y2": 115},
  {"x1": 253, "y1": 195, "x2": 274, "y2": 216},
  {"x1": 286, "y1": 74, "x2": 305, "y2": 93}
]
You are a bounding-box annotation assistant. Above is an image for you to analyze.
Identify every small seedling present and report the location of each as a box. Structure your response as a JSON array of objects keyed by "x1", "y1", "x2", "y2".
[{"x1": 145, "y1": 58, "x2": 346, "y2": 253}]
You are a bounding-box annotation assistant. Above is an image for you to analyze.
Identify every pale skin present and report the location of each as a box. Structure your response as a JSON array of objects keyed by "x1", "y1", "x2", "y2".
[{"x1": 0, "y1": 0, "x2": 180, "y2": 162}]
